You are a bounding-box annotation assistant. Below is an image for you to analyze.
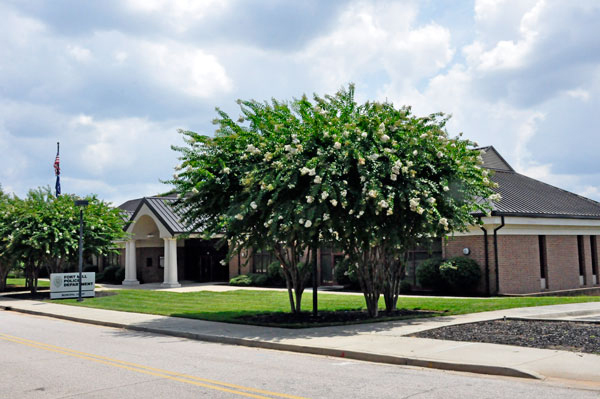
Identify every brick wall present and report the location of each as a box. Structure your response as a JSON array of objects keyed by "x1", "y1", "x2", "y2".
[
  {"x1": 496, "y1": 235, "x2": 541, "y2": 294},
  {"x1": 445, "y1": 233, "x2": 599, "y2": 295},
  {"x1": 545, "y1": 235, "x2": 580, "y2": 291},
  {"x1": 228, "y1": 250, "x2": 252, "y2": 278},
  {"x1": 443, "y1": 234, "x2": 492, "y2": 294},
  {"x1": 594, "y1": 236, "x2": 600, "y2": 284}
]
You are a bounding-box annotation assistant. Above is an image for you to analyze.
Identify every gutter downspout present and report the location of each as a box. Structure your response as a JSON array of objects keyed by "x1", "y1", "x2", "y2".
[
  {"x1": 479, "y1": 223, "x2": 490, "y2": 296},
  {"x1": 493, "y1": 215, "x2": 505, "y2": 295}
]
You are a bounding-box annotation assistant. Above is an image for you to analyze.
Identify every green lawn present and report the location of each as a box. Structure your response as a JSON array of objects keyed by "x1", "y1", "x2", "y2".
[
  {"x1": 6, "y1": 278, "x2": 50, "y2": 288},
  {"x1": 57, "y1": 289, "x2": 600, "y2": 327}
]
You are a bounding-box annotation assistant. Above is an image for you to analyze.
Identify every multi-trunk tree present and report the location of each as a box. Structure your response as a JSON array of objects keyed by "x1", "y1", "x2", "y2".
[
  {"x1": 0, "y1": 187, "x2": 127, "y2": 293},
  {"x1": 169, "y1": 85, "x2": 498, "y2": 316}
]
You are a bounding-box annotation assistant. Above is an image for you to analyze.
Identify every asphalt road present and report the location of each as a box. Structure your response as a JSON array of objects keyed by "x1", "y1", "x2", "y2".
[{"x1": 0, "y1": 311, "x2": 598, "y2": 399}]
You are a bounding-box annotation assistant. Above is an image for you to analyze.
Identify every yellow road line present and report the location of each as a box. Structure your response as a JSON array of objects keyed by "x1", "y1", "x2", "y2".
[{"x1": 0, "y1": 333, "x2": 308, "y2": 399}]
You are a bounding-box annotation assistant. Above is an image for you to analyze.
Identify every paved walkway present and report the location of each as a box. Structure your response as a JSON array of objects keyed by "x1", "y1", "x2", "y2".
[{"x1": 1, "y1": 295, "x2": 599, "y2": 386}]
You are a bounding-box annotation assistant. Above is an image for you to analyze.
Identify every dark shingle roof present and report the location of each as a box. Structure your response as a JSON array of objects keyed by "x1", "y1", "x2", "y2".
[
  {"x1": 483, "y1": 148, "x2": 600, "y2": 219},
  {"x1": 479, "y1": 146, "x2": 514, "y2": 171},
  {"x1": 121, "y1": 196, "x2": 202, "y2": 235},
  {"x1": 118, "y1": 146, "x2": 600, "y2": 229}
]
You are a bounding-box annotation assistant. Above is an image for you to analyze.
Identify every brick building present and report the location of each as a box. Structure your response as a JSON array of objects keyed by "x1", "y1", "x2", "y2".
[
  {"x1": 444, "y1": 147, "x2": 600, "y2": 295},
  {"x1": 116, "y1": 146, "x2": 600, "y2": 295}
]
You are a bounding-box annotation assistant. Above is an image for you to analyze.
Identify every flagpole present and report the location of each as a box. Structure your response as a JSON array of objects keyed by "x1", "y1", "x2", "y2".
[{"x1": 54, "y1": 142, "x2": 61, "y2": 197}]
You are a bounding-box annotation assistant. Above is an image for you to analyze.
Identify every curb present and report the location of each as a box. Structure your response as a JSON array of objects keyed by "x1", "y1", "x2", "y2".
[{"x1": 1, "y1": 303, "x2": 542, "y2": 381}]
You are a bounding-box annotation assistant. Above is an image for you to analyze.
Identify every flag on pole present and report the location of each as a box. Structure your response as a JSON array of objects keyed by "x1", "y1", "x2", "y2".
[{"x1": 54, "y1": 142, "x2": 61, "y2": 196}]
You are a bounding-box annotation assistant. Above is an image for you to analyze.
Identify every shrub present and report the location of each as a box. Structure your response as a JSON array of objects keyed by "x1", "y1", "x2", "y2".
[
  {"x1": 333, "y1": 258, "x2": 360, "y2": 289},
  {"x1": 230, "y1": 274, "x2": 253, "y2": 286},
  {"x1": 266, "y1": 261, "x2": 285, "y2": 286},
  {"x1": 83, "y1": 265, "x2": 98, "y2": 273},
  {"x1": 229, "y1": 273, "x2": 269, "y2": 287},
  {"x1": 439, "y1": 256, "x2": 482, "y2": 292},
  {"x1": 399, "y1": 279, "x2": 412, "y2": 293},
  {"x1": 97, "y1": 265, "x2": 124, "y2": 284},
  {"x1": 114, "y1": 266, "x2": 125, "y2": 284},
  {"x1": 415, "y1": 257, "x2": 444, "y2": 289},
  {"x1": 248, "y1": 273, "x2": 268, "y2": 286}
]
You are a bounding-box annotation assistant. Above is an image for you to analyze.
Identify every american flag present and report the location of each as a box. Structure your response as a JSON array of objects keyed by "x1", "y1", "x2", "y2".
[{"x1": 54, "y1": 142, "x2": 61, "y2": 196}]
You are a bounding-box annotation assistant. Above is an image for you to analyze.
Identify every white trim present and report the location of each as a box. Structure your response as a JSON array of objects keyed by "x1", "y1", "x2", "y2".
[
  {"x1": 451, "y1": 216, "x2": 600, "y2": 236},
  {"x1": 126, "y1": 203, "x2": 173, "y2": 238}
]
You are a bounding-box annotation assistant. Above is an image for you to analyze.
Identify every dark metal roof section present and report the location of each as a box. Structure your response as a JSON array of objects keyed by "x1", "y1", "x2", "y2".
[
  {"x1": 485, "y1": 157, "x2": 600, "y2": 220},
  {"x1": 480, "y1": 146, "x2": 514, "y2": 172},
  {"x1": 123, "y1": 196, "x2": 202, "y2": 235}
]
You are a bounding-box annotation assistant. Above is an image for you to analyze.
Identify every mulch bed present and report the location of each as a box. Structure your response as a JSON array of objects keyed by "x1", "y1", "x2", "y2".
[
  {"x1": 413, "y1": 319, "x2": 600, "y2": 355},
  {"x1": 237, "y1": 309, "x2": 438, "y2": 328}
]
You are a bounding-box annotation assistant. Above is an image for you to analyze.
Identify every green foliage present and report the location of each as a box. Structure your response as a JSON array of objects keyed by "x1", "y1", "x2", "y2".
[
  {"x1": 399, "y1": 279, "x2": 412, "y2": 293},
  {"x1": 229, "y1": 274, "x2": 253, "y2": 286},
  {"x1": 0, "y1": 187, "x2": 127, "y2": 293},
  {"x1": 416, "y1": 257, "x2": 444, "y2": 289},
  {"x1": 266, "y1": 261, "x2": 285, "y2": 286},
  {"x1": 334, "y1": 257, "x2": 359, "y2": 289},
  {"x1": 439, "y1": 256, "x2": 482, "y2": 292},
  {"x1": 168, "y1": 85, "x2": 497, "y2": 314},
  {"x1": 83, "y1": 265, "x2": 99, "y2": 273},
  {"x1": 229, "y1": 273, "x2": 269, "y2": 287},
  {"x1": 97, "y1": 265, "x2": 125, "y2": 284}
]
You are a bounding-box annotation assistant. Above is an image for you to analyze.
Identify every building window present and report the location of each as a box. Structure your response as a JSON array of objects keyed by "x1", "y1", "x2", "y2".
[
  {"x1": 146, "y1": 257, "x2": 153, "y2": 267},
  {"x1": 539, "y1": 235, "x2": 548, "y2": 289},
  {"x1": 252, "y1": 250, "x2": 272, "y2": 274},
  {"x1": 591, "y1": 236, "x2": 598, "y2": 285},
  {"x1": 577, "y1": 235, "x2": 586, "y2": 286},
  {"x1": 159, "y1": 256, "x2": 164, "y2": 269}
]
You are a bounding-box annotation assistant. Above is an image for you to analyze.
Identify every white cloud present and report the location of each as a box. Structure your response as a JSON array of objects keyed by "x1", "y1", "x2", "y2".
[
  {"x1": 300, "y1": 1, "x2": 453, "y2": 93},
  {"x1": 138, "y1": 40, "x2": 233, "y2": 98},
  {"x1": 124, "y1": 0, "x2": 229, "y2": 33},
  {"x1": 67, "y1": 45, "x2": 92, "y2": 63}
]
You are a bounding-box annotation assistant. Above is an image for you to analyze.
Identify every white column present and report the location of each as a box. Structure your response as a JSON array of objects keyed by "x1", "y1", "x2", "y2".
[
  {"x1": 122, "y1": 240, "x2": 139, "y2": 285},
  {"x1": 162, "y1": 237, "x2": 181, "y2": 288}
]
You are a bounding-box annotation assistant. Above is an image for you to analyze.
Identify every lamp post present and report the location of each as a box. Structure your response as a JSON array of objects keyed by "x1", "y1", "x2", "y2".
[{"x1": 75, "y1": 199, "x2": 89, "y2": 302}]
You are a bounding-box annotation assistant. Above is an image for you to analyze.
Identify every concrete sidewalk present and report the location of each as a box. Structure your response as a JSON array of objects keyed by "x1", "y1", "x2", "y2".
[{"x1": 1, "y1": 296, "x2": 599, "y2": 385}]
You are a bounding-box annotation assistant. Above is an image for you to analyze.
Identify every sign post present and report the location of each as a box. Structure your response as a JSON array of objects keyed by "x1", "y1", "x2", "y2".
[{"x1": 74, "y1": 199, "x2": 89, "y2": 302}]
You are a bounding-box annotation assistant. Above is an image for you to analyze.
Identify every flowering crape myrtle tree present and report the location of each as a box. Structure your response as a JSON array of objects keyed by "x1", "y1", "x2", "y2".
[
  {"x1": 313, "y1": 91, "x2": 498, "y2": 317},
  {"x1": 169, "y1": 97, "x2": 346, "y2": 314},
  {"x1": 0, "y1": 188, "x2": 127, "y2": 294},
  {"x1": 169, "y1": 85, "x2": 498, "y2": 317}
]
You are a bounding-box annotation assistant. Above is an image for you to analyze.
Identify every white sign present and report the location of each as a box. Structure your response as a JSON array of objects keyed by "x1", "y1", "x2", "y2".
[{"x1": 50, "y1": 272, "x2": 95, "y2": 299}]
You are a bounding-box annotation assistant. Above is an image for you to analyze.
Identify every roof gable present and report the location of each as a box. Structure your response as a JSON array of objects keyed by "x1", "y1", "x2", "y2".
[{"x1": 480, "y1": 146, "x2": 514, "y2": 171}]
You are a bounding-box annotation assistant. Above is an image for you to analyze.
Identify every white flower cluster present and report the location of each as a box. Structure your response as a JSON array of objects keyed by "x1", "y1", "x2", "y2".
[
  {"x1": 488, "y1": 193, "x2": 502, "y2": 202},
  {"x1": 246, "y1": 144, "x2": 260, "y2": 155},
  {"x1": 439, "y1": 218, "x2": 449, "y2": 229},
  {"x1": 300, "y1": 166, "x2": 316, "y2": 176}
]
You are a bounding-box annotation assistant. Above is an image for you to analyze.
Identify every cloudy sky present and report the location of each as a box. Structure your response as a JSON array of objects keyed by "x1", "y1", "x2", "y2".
[{"x1": 1, "y1": 0, "x2": 599, "y2": 205}]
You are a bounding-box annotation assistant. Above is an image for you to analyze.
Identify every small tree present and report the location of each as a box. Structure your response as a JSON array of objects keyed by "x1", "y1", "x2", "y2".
[{"x1": 2, "y1": 188, "x2": 127, "y2": 294}]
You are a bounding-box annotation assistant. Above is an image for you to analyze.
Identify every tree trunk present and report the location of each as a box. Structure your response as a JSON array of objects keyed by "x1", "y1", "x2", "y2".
[
  {"x1": 355, "y1": 247, "x2": 383, "y2": 318},
  {"x1": 30, "y1": 267, "x2": 39, "y2": 295},
  {"x1": 285, "y1": 276, "x2": 296, "y2": 313},
  {"x1": 0, "y1": 265, "x2": 8, "y2": 292}
]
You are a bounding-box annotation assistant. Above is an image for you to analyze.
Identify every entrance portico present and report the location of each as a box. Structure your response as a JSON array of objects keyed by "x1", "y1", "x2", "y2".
[{"x1": 123, "y1": 201, "x2": 181, "y2": 288}]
